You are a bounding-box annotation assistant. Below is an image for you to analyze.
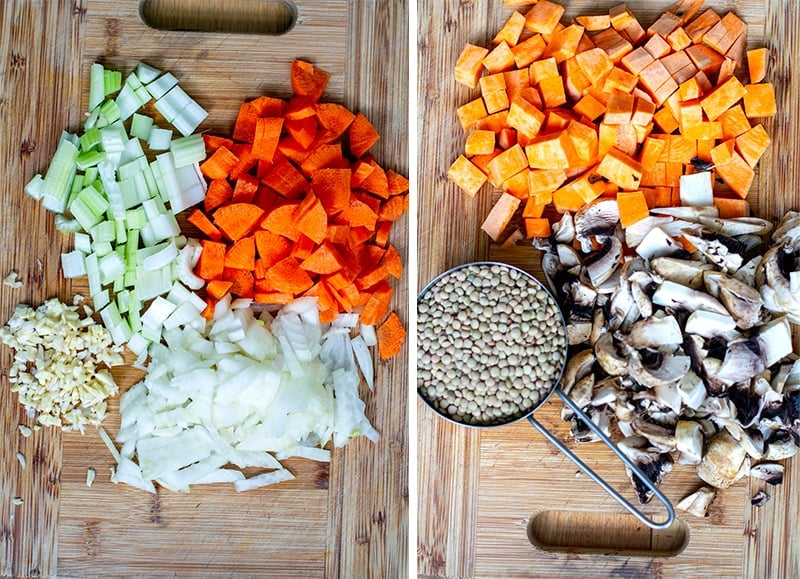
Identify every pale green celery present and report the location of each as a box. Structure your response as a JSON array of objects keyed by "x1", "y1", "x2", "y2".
[
  {"x1": 88, "y1": 63, "x2": 105, "y2": 112},
  {"x1": 169, "y1": 134, "x2": 205, "y2": 168},
  {"x1": 130, "y1": 113, "x2": 154, "y2": 141}
]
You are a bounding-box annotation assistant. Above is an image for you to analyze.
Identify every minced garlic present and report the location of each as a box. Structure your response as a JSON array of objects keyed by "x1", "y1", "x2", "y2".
[{"x1": 0, "y1": 298, "x2": 123, "y2": 432}]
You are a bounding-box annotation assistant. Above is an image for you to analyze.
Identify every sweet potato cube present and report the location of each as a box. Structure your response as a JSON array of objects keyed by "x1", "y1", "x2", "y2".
[
  {"x1": 501, "y1": 170, "x2": 530, "y2": 199},
  {"x1": 747, "y1": 47, "x2": 770, "y2": 84},
  {"x1": 483, "y1": 89, "x2": 510, "y2": 114},
  {"x1": 743, "y1": 83, "x2": 777, "y2": 118},
  {"x1": 455, "y1": 44, "x2": 490, "y2": 88},
  {"x1": 504, "y1": 68, "x2": 532, "y2": 103},
  {"x1": 553, "y1": 184, "x2": 587, "y2": 213},
  {"x1": 667, "y1": 27, "x2": 692, "y2": 52},
  {"x1": 481, "y1": 193, "x2": 521, "y2": 241},
  {"x1": 621, "y1": 47, "x2": 654, "y2": 76},
  {"x1": 710, "y1": 138, "x2": 736, "y2": 167},
  {"x1": 686, "y1": 44, "x2": 725, "y2": 74},
  {"x1": 456, "y1": 98, "x2": 489, "y2": 132},
  {"x1": 524, "y1": 217, "x2": 552, "y2": 238},
  {"x1": 714, "y1": 150, "x2": 754, "y2": 198},
  {"x1": 596, "y1": 146, "x2": 643, "y2": 190},
  {"x1": 617, "y1": 191, "x2": 649, "y2": 228},
  {"x1": 506, "y1": 97, "x2": 545, "y2": 139},
  {"x1": 465, "y1": 130, "x2": 496, "y2": 157},
  {"x1": 483, "y1": 41, "x2": 517, "y2": 73},
  {"x1": 523, "y1": 196, "x2": 547, "y2": 219},
  {"x1": 530, "y1": 57, "x2": 560, "y2": 84},
  {"x1": 562, "y1": 57, "x2": 592, "y2": 101},
  {"x1": 679, "y1": 77, "x2": 703, "y2": 102},
  {"x1": 713, "y1": 196, "x2": 750, "y2": 218},
  {"x1": 653, "y1": 107, "x2": 679, "y2": 134},
  {"x1": 643, "y1": 34, "x2": 671, "y2": 60},
  {"x1": 566, "y1": 120, "x2": 599, "y2": 165},
  {"x1": 702, "y1": 12, "x2": 746, "y2": 56},
  {"x1": 603, "y1": 66, "x2": 638, "y2": 93},
  {"x1": 604, "y1": 90, "x2": 635, "y2": 125},
  {"x1": 493, "y1": 10, "x2": 527, "y2": 46},
  {"x1": 448, "y1": 155, "x2": 488, "y2": 197},
  {"x1": 512, "y1": 34, "x2": 547, "y2": 68},
  {"x1": 632, "y1": 97, "x2": 656, "y2": 126},
  {"x1": 575, "y1": 48, "x2": 614, "y2": 84},
  {"x1": 486, "y1": 144, "x2": 529, "y2": 186},
  {"x1": 543, "y1": 24, "x2": 585, "y2": 63},
  {"x1": 591, "y1": 28, "x2": 633, "y2": 62},
  {"x1": 524, "y1": 0, "x2": 565, "y2": 35},
  {"x1": 648, "y1": 12, "x2": 681, "y2": 37},
  {"x1": 639, "y1": 136, "x2": 667, "y2": 169},
  {"x1": 735, "y1": 123, "x2": 770, "y2": 168},
  {"x1": 573, "y1": 93, "x2": 607, "y2": 121},
  {"x1": 528, "y1": 169, "x2": 567, "y2": 196},
  {"x1": 539, "y1": 75, "x2": 567, "y2": 108},
  {"x1": 525, "y1": 130, "x2": 579, "y2": 170},
  {"x1": 576, "y1": 14, "x2": 611, "y2": 31},
  {"x1": 662, "y1": 50, "x2": 693, "y2": 77},
  {"x1": 701, "y1": 76, "x2": 747, "y2": 121}
]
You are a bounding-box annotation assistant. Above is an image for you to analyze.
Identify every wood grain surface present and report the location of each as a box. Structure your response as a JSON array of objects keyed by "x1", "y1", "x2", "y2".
[
  {"x1": 417, "y1": 0, "x2": 800, "y2": 577},
  {"x1": 0, "y1": 1, "x2": 408, "y2": 577}
]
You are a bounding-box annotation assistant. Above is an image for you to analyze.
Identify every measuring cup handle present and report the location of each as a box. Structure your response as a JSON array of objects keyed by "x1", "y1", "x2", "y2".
[{"x1": 526, "y1": 388, "x2": 675, "y2": 530}]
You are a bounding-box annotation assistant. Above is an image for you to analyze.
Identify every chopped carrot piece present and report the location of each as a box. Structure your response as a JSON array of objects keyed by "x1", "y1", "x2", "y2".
[
  {"x1": 196, "y1": 240, "x2": 226, "y2": 280},
  {"x1": 312, "y1": 167, "x2": 351, "y2": 215},
  {"x1": 200, "y1": 146, "x2": 239, "y2": 180},
  {"x1": 349, "y1": 112, "x2": 380, "y2": 158},
  {"x1": 377, "y1": 311, "x2": 406, "y2": 359},
  {"x1": 187, "y1": 208, "x2": 223, "y2": 241},
  {"x1": 264, "y1": 256, "x2": 314, "y2": 295},
  {"x1": 316, "y1": 102, "x2": 356, "y2": 141},
  {"x1": 224, "y1": 235, "x2": 256, "y2": 271},
  {"x1": 213, "y1": 203, "x2": 265, "y2": 241},
  {"x1": 204, "y1": 178, "x2": 234, "y2": 213},
  {"x1": 290, "y1": 59, "x2": 330, "y2": 102},
  {"x1": 300, "y1": 241, "x2": 345, "y2": 275},
  {"x1": 360, "y1": 282, "x2": 393, "y2": 326},
  {"x1": 206, "y1": 279, "x2": 233, "y2": 300},
  {"x1": 222, "y1": 268, "x2": 254, "y2": 298},
  {"x1": 254, "y1": 229, "x2": 293, "y2": 268},
  {"x1": 261, "y1": 202, "x2": 302, "y2": 242},
  {"x1": 293, "y1": 192, "x2": 328, "y2": 244}
]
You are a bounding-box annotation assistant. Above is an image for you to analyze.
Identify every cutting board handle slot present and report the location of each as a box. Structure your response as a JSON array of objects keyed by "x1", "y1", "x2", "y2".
[
  {"x1": 527, "y1": 509, "x2": 689, "y2": 557},
  {"x1": 139, "y1": 0, "x2": 297, "y2": 35}
]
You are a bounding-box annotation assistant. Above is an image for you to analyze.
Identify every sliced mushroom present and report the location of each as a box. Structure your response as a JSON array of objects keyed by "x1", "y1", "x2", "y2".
[
  {"x1": 756, "y1": 316, "x2": 793, "y2": 369},
  {"x1": 583, "y1": 236, "x2": 623, "y2": 287},
  {"x1": 557, "y1": 243, "x2": 582, "y2": 269},
  {"x1": 764, "y1": 430, "x2": 799, "y2": 461},
  {"x1": 650, "y1": 205, "x2": 719, "y2": 220},
  {"x1": 635, "y1": 227, "x2": 684, "y2": 260},
  {"x1": 652, "y1": 280, "x2": 729, "y2": 316},
  {"x1": 750, "y1": 463, "x2": 784, "y2": 485},
  {"x1": 560, "y1": 349, "x2": 595, "y2": 395},
  {"x1": 698, "y1": 216, "x2": 774, "y2": 238},
  {"x1": 630, "y1": 416, "x2": 676, "y2": 451},
  {"x1": 682, "y1": 232, "x2": 744, "y2": 272},
  {"x1": 626, "y1": 315, "x2": 683, "y2": 349},
  {"x1": 617, "y1": 435, "x2": 674, "y2": 504},
  {"x1": 621, "y1": 341, "x2": 691, "y2": 390},
  {"x1": 624, "y1": 215, "x2": 674, "y2": 247},
  {"x1": 649, "y1": 256, "x2": 714, "y2": 289},
  {"x1": 676, "y1": 486, "x2": 716, "y2": 518},
  {"x1": 674, "y1": 420, "x2": 703, "y2": 465},
  {"x1": 552, "y1": 212, "x2": 576, "y2": 244},
  {"x1": 734, "y1": 255, "x2": 762, "y2": 286},
  {"x1": 716, "y1": 339, "x2": 765, "y2": 385},
  {"x1": 574, "y1": 199, "x2": 619, "y2": 253},
  {"x1": 697, "y1": 430, "x2": 749, "y2": 489},
  {"x1": 684, "y1": 309, "x2": 739, "y2": 340},
  {"x1": 717, "y1": 274, "x2": 764, "y2": 329},
  {"x1": 678, "y1": 370, "x2": 707, "y2": 411},
  {"x1": 593, "y1": 332, "x2": 627, "y2": 377}
]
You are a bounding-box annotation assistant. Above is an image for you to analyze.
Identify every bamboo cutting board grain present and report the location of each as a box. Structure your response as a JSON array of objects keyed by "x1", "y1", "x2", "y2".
[
  {"x1": 0, "y1": 1, "x2": 408, "y2": 577},
  {"x1": 418, "y1": 0, "x2": 800, "y2": 577}
]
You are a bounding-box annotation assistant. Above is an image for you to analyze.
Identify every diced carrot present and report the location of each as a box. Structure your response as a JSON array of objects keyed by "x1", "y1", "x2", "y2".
[
  {"x1": 481, "y1": 193, "x2": 521, "y2": 241},
  {"x1": 203, "y1": 134, "x2": 234, "y2": 153},
  {"x1": 360, "y1": 161, "x2": 389, "y2": 199},
  {"x1": 264, "y1": 158, "x2": 308, "y2": 198},
  {"x1": 254, "y1": 291, "x2": 294, "y2": 305},
  {"x1": 300, "y1": 143, "x2": 344, "y2": 175},
  {"x1": 284, "y1": 116, "x2": 317, "y2": 150},
  {"x1": 200, "y1": 146, "x2": 239, "y2": 180},
  {"x1": 263, "y1": 256, "x2": 314, "y2": 295},
  {"x1": 349, "y1": 112, "x2": 380, "y2": 158},
  {"x1": 230, "y1": 173, "x2": 259, "y2": 204},
  {"x1": 222, "y1": 268, "x2": 255, "y2": 298},
  {"x1": 359, "y1": 282, "x2": 393, "y2": 326},
  {"x1": 204, "y1": 178, "x2": 234, "y2": 213},
  {"x1": 743, "y1": 83, "x2": 777, "y2": 118},
  {"x1": 292, "y1": 192, "x2": 328, "y2": 245},
  {"x1": 224, "y1": 235, "x2": 255, "y2": 271},
  {"x1": 261, "y1": 202, "x2": 302, "y2": 242},
  {"x1": 316, "y1": 102, "x2": 356, "y2": 141},
  {"x1": 212, "y1": 203, "x2": 265, "y2": 241},
  {"x1": 206, "y1": 279, "x2": 233, "y2": 300},
  {"x1": 747, "y1": 47, "x2": 770, "y2": 84},
  {"x1": 187, "y1": 208, "x2": 223, "y2": 241},
  {"x1": 312, "y1": 167, "x2": 351, "y2": 215},
  {"x1": 252, "y1": 229, "x2": 292, "y2": 270},
  {"x1": 298, "y1": 241, "x2": 344, "y2": 275},
  {"x1": 196, "y1": 239, "x2": 226, "y2": 280},
  {"x1": 455, "y1": 44, "x2": 490, "y2": 88},
  {"x1": 377, "y1": 311, "x2": 406, "y2": 360},
  {"x1": 338, "y1": 196, "x2": 379, "y2": 230},
  {"x1": 200, "y1": 299, "x2": 215, "y2": 319},
  {"x1": 290, "y1": 59, "x2": 329, "y2": 102}
]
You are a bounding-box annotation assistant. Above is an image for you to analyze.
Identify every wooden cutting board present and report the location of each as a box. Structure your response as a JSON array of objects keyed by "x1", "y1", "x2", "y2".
[
  {"x1": 0, "y1": 1, "x2": 408, "y2": 577},
  {"x1": 418, "y1": 0, "x2": 800, "y2": 577}
]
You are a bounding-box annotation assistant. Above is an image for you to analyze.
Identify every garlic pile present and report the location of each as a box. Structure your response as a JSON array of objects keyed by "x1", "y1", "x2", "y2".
[
  {"x1": 540, "y1": 202, "x2": 800, "y2": 514},
  {"x1": 0, "y1": 297, "x2": 124, "y2": 431}
]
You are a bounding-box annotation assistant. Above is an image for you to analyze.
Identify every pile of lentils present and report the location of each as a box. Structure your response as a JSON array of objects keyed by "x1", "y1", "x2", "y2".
[{"x1": 417, "y1": 263, "x2": 567, "y2": 426}]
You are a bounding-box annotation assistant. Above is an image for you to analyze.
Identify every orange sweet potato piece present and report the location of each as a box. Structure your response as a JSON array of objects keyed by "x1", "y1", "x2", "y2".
[
  {"x1": 481, "y1": 193, "x2": 521, "y2": 241},
  {"x1": 743, "y1": 83, "x2": 777, "y2": 118},
  {"x1": 617, "y1": 191, "x2": 649, "y2": 228},
  {"x1": 747, "y1": 47, "x2": 770, "y2": 84},
  {"x1": 523, "y1": 217, "x2": 551, "y2": 238},
  {"x1": 448, "y1": 155, "x2": 488, "y2": 197}
]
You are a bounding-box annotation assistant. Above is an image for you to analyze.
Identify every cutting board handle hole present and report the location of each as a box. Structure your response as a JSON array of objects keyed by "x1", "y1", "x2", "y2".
[
  {"x1": 139, "y1": 0, "x2": 296, "y2": 35},
  {"x1": 528, "y1": 510, "x2": 689, "y2": 557}
]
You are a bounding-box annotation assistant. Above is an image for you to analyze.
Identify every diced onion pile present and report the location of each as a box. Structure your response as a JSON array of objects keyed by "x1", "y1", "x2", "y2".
[
  {"x1": 0, "y1": 298, "x2": 124, "y2": 431},
  {"x1": 104, "y1": 296, "x2": 378, "y2": 492}
]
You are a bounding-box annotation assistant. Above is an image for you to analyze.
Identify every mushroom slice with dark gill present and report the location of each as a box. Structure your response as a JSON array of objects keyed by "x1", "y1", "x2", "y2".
[
  {"x1": 676, "y1": 486, "x2": 716, "y2": 518},
  {"x1": 618, "y1": 435, "x2": 674, "y2": 504}
]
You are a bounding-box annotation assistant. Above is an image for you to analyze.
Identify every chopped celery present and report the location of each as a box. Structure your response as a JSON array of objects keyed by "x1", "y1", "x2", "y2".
[
  {"x1": 70, "y1": 197, "x2": 103, "y2": 231},
  {"x1": 92, "y1": 241, "x2": 113, "y2": 257},
  {"x1": 169, "y1": 134, "x2": 205, "y2": 168},
  {"x1": 114, "y1": 83, "x2": 142, "y2": 122},
  {"x1": 77, "y1": 183, "x2": 110, "y2": 216},
  {"x1": 85, "y1": 253, "x2": 101, "y2": 296},
  {"x1": 173, "y1": 100, "x2": 208, "y2": 137},
  {"x1": 92, "y1": 288, "x2": 110, "y2": 311},
  {"x1": 130, "y1": 113, "x2": 154, "y2": 141},
  {"x1": 99, "y1": 252, "x2": 126, "y2": 285},
  {"x1": 145, "y1": 72, "x2": 179, "y2": 100},
  {"x1": 73, "y1": 232, "x2": 92, "y2": 253},
  {"x1": 80, "y1": 128, "x2": 101, "y2": 151},
  {"x1": 41, "y1": 138, "x2": 78, "y2": 213},
  {"x1": 76, "y1": 149, "x2": 105, "y2": 171},
  {"x1": 88, "y1": 63, "x2": 105, "y2": 111},
  {"x1": 91, "y1": 220, "x2": 116, "y2": 243},
  {"x1": 61, "y1": 250, "x2": 87, "y2": 278},
  {"x1": 99, "y1": 98, "x2": 121, "y2": 124},
  {"x1": 135, "y1": 62, "x2": 161, "y2": 84},
  {"x1": 24, "y1": 174, "x2": 44, "y2": 201},
  {"x1": 125, "y1": 208, "x2": 146, "y2": 231},
  {"x1": 103, "y1": 69, "x2": 122, "y2": 97},
  {"x1": 55, "y1": 215, "x2": 82, "y2": 233},
  {"x1": 148, "y1": 128, "x2": 172, "y2": 151}
]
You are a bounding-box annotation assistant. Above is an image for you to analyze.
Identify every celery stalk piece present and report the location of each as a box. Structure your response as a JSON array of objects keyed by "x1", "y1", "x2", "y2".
[
  {"x1": 92, "y1": 288, "x2": 110, "y2": 311},
  {"x1": 99, "y1": 98, "x2": 121, "y2": 124},
  {"x1": 169, "y1": 134, "x2": 206, "y2": 168},
  {"x1": 135, "y1": 62, "x2": 161, "y2": 84},
  {"x1": 173, "y1": 100, "x2": 209, "y2": 137},
  {"x1": 103, "y1": 69, "x2": 122, "y2": 97},
  {"x1": 41, "y1": 138, "x2": 79, "y2": 214},
  {"x1": 25, "y1": 174, "x2": 44, "y2": 201},
  {"x1": 61, "y1": 251, "x2": 87, "y2": 278},
  {"x1": 145, "y1": 72, "x2": 179, "y2": 100},
  {"x1": 88, "y1": 63, "x2": 105, "y2": 112},
  {"x1": 80, "y1": 128, "x2": 101, "y2": 151},
  {"x1": 115, "y1": 84, "x2": 141, "y2": 122},
  {"x1": 148, "y1": 128, "x2": 172, "y2": 151},
  {"x1": 130, "y1": 113, "x2": 154, "y2": 141}
]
